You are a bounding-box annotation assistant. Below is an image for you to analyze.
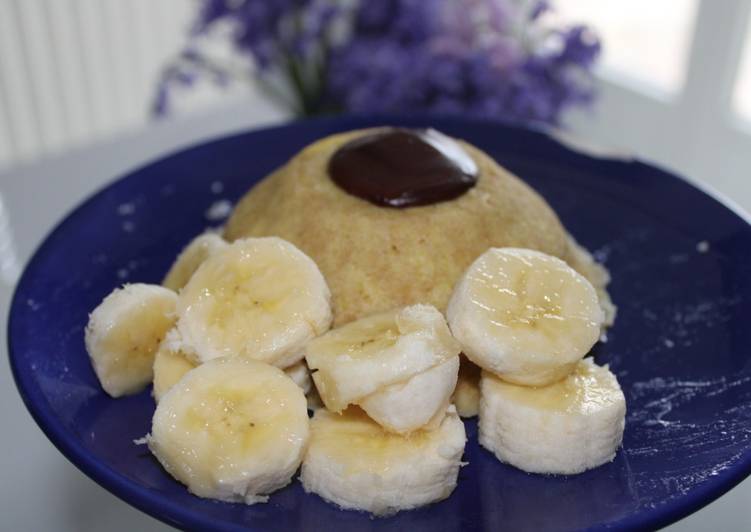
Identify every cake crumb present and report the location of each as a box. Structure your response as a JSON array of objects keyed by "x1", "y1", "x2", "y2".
[
  {"x1": 117, "y1": 202, "x2": 135, "y2": 216},
  {"x1": 205, "y1": 199, "x2": 233, "y2": 221}
]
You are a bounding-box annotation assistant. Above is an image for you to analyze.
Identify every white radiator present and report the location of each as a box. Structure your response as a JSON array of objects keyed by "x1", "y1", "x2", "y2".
[{"x1": 0, "y1": 0, "x2": 195, "y2": 172}]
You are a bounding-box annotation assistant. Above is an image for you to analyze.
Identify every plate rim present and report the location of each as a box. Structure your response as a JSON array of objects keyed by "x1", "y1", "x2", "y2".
[{"x1": 8, "y1": 113, "x2": 751, "y2": 531}]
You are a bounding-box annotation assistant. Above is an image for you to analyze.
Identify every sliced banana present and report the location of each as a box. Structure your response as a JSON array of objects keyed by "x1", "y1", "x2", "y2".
[
  {"x1": 452, "y1": 356, "x2": 481, "y2": 418},
  {"x1": 283, "y1": 360, "x2": 324, "y2": 410},
  {"x1": 306, "y1": 387, "x2": 324, "y2": 411},
  {"x1": 306, "y1": 304, "x2": 461, "y2": 413},
  {"x1": 152, "y1": 329, "x2": 197, "y2": 403},
  {"x1": 85, "y1": 283, "x2": 177, "y2": 397},
  {"x1": 447, "y1": 248, "x2": 604, "y2": 386},
  {"x1": 162, "y1": 232, "x2": 228, "y2": 292},
  {"x1": 358, "y1": 355, "x2": 459, "y2": 434},
  {"x1": 176, "y1": 237, "x2": 332, "y2": 367},
  {"x1": 284, "y1": 360, "x2": 313, "y2": 396},
  {"x1": 479, "y1": 358, "x2": 626, "y2": 475},
  {"x1": 565, "y1": 236, "x2": 617, "y2": 328},
  {"x1": 301, "y1": 406, "x2": 466, "y2": 516},
  {"x1": 149, "y1": 357, "x2": 310, "y2": 504},
  {"x1": 153, "y1": 335, "x2": 316, "y2": 406}
]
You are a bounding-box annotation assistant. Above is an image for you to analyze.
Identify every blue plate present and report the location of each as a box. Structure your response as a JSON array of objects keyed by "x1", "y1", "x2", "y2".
[{"x1": 8, "y1": 115, "x2": 751, "y2": 531}]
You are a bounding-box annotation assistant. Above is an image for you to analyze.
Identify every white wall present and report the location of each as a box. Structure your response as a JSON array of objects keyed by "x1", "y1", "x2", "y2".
[
  {"x1": 0, "y1": 0, "x2": 194, "y2": 171},
  {"x1": 1, "y1": 0, "x2": 750, "y2": 212},
  {"x1": 565, "y1": 0, "x2": 751, "y2": 211}
]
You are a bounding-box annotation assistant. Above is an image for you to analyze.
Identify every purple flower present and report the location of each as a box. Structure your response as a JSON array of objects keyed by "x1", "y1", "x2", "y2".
[
  {"x1": 325, "y1": 0, "x2": 600, "y2": 125},
  {"x1": 557, "y1": 25, "x2": 601, "y2": 68},
  {"x1": 156, "y1": 0, "x2": 601, "y2": 125},
  {"x1": 353, "y1": 1, "x2": 398, "y2": 34},
  {"x1": 530, "y1": 1, "x2": 551, "y2": 21},
  {"x1": 194, "y1": 0, "x2": 336, "y2": 67}
]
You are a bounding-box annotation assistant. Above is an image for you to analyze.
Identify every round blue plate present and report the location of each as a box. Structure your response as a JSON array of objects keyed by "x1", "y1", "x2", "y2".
[{"x1": 8, "y1": 115, "x2": 751, "y2": 531}]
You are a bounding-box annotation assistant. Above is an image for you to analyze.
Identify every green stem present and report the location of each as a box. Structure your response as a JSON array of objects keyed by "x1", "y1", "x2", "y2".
[
  {"x1": 285, "y1": 55, "x2": 312, "y2": 115},
  {"x1": 255, "y1": 75, "x2": 297, "y2": 112}
]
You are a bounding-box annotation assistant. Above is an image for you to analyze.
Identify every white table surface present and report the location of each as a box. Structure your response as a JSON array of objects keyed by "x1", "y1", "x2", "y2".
[{"x1": 1, "y1": 106, "x2": 749, "y2": 531}]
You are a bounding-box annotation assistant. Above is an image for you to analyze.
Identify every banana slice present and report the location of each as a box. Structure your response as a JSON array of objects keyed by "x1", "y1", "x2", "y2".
[
  {"x1": 358, "y1": 355, "x2": 459, "y2": 434},
  {"x1": 284, "y1": 360, "x2": 313, "y2": 396},
  {"x1": 479, "y1": 358, "x2": 626, "y2": 475},
  {"x1": 282, "y1": 360, "x2": 324, "y2": 410},
  {"x1": 154, "y1": 357, "x2": 315, "y2": 405},
  {"x1": 152, "y1": 330, "x2": 197, "y2": 403},
  {"x1": 452, "y1": 356, "x2": 481, "y2": 418},
  {"x1": 306, "y1": 387, "x2": 324, "y2": 411},
  {"x1": 565, "y1": 236, "x2": 617, "y2": 327},
  {"x1": 301, "y1": 406, "x2": 466, "y2": 516},
  {"x1": 85, "y1": 283, "x2": 177, "y2": 397},
  {"x1": 153, "y1": 335, "x2": 314, "y2": 403},
  {"x1": 162, "y1": 232, "x2": 228, "y2": 291},
  {"x1": 447, "y1": 248, "x2": 604, "y2": 386},
  {"x1": 306, "y1": 304, "x2": 461, "y2": 413},
  {"x1": 149, "y1": 357, "x2": 310, "y2": 504},
  {"x1": 176, "y1": 237, "x2": 332, "y2": 367}
]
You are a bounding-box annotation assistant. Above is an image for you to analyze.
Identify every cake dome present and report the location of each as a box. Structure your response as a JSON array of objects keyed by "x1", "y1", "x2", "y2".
[{"x1": 224, "y1": 128, "x2": 612, "y2": 326}]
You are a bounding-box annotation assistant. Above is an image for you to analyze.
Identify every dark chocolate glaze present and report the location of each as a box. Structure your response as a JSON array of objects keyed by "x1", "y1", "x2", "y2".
[{"x1": 327, "y1": 128, "x2": 478, "y2": 208}]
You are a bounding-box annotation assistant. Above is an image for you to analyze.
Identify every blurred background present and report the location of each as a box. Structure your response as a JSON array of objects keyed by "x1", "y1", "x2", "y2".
[
  {"x1": 0, "y1": 0, "x2": 750, "y2": 208},
  {"x1": 1, "y1": 1, "x2": 751, "y2": 531}
]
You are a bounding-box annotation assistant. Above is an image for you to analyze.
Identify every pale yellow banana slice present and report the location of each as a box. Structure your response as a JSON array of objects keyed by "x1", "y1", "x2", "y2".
[
  {"x1": 284, "y1": 360, "x2": 313, "y2": 396},
  {"x1": 306, "y1": 304, "x2": 461, "y2": 413},
  {"x1": 284, "y1": 361, "x2": 324, "y2": 410},
  {"x1": 152, "y1": 333, "x2": 314, "y2": 403},
  {"x1": 306, "y1": 387, "x2": 324, "y2": 411},
  {"x1": 149, "y1": 357, "x2": 310, "y2": 504},
  {"x1": 301, "y1": 406, "x2": 465, "y2": 516},
  {"x1": 447, "y1": 248, "x2": 604, "y2": 386},
  {"x1": 162, "y1": 232, "x2": 228, "y2": 291},
  {"x1": 452, "y1": 356, "x2": 481, "y2": 418},
  {"x1": 176, "y1": 237, "x2": 332, "y2": 366},
  {"x1": 479, "y1": 358, "x2": 626, "y2": 475},
  {"x1": 85, "y1": 283, "x2": 177, "y2": 397},
  {"x1": 152, "y1": 329, "x2": 197, "y2": 403},
  {"x1": 566, "y1": 236, "x2": 617, "y2": 327},
  {"x1": 358, "y1": 355, "x2": 459, "y2": 434}
]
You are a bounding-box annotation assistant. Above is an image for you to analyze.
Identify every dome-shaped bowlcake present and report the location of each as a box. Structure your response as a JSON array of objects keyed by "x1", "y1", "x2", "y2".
[{"x1": 224, "y1": 128, "x2": 612, "y2": 326}]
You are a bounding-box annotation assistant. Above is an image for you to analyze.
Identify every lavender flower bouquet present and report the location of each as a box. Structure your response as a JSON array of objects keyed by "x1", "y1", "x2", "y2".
[{"x1": 156, "y1": 0, "x2": 600, "y2": 127}]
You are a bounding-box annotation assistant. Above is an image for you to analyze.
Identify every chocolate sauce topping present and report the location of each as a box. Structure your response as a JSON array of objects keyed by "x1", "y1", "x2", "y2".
[{"x1": 328, "y1": 128, "x2": 478, "y2": 208}]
